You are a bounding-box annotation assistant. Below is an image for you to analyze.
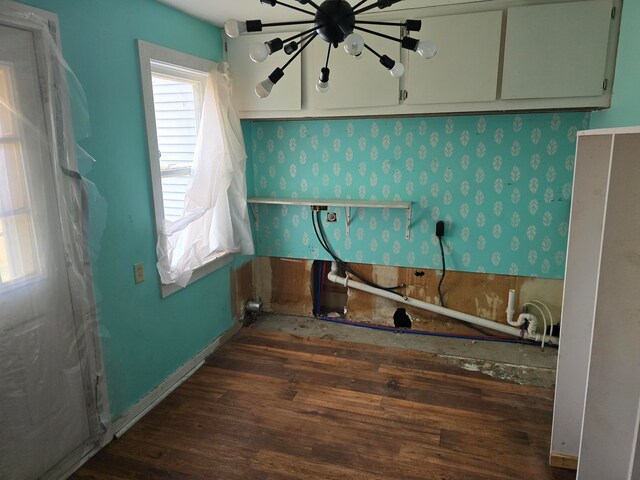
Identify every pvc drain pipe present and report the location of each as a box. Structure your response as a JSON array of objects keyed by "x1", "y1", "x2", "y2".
[{"x1": 327, "y1": 261, "x2": 559, "y2": 346}]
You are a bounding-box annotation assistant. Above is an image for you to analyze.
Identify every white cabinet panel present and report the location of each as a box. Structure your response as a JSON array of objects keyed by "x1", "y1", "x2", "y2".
[
  {"x1": 502, "y1": 0, "x2": 612, "y2": 100},
  {"x1": 226, "y1": 32, "x2": 302, "y2": 112},
  {"x1": 405, "y1": 11, "x2": 502, "y2": 105},
  {"x1": 306, "y1": 26, "x2": 400, "y2": 110}
]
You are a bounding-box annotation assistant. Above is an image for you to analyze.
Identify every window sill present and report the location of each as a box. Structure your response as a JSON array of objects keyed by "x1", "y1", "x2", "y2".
[{"x1": 160, "y1": 252, "x2": 235, "y2": 298}]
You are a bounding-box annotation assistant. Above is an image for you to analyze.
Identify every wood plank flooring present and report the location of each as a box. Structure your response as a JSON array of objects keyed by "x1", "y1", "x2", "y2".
[{"x1": 73, "y1": 328, "x2": 575, "y2": 480}]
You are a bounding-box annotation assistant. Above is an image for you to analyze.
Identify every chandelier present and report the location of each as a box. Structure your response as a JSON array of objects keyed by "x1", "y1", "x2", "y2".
[{"x1": 224, "y1": 0, "x2": 437, "y2": 98}]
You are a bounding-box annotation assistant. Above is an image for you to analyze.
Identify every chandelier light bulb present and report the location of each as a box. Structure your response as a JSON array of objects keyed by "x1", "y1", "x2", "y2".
[
  {"x1": 316, "y1": 79, "x2": 330, "y2": 93},
  {"x1": 390, "y1": 62, "x2": 405, "y2": 78},
  {"x1": 250, "y1": 43, "x2": 271, "y2": 63},
  {"x1": 255, "y1": 67, "x2": 284, "y2": 98},
  {"x1": 316, "y1": 67, "x2": 330, "y2": 93},
  {"x1": 343, "y1": 33, "x2": 365, "y2": 56},
  {"x1": 224, "y1": 19, "x2": 246, "y2": 38},
  {"x1": 255, "y1": 79, "x2": 275, "y2": 98},
  {"x1": 416, "y1": 40, "x2": 438, "y2": 59}
]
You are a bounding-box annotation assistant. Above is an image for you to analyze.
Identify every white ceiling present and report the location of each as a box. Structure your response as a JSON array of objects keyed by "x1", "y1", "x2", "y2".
[
  {"x1": 159, "y1": 0, "x2": 316, "y2": 27},
  {"x1": 158, "y1": 0, "x2": 485, "y2": 28}
]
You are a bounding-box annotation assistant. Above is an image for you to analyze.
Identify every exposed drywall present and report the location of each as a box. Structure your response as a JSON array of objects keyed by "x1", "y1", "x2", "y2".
[
  {"x1": 253, "y1": 257, "x2": 314, "y2": 317},
  {"x1": 254, "y1": 257, "x2": 562, "y2": 337},
  {"x1": 248, "y1": 112, "x2": 589, "y2": 279},
  {"x1": 590, "y1": 0, "x2": 640, "y2": 129},
  {"x1": 18, "y1": 0, "x2": 243, "y2": 419},
  {"x1": 230, "y1": 257, "x2": 254, "y2": 322}
]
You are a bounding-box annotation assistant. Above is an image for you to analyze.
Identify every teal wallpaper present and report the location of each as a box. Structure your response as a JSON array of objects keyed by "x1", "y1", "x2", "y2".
[{"x1": 249, "y1": 112, "x2": 589, "y2": 279}]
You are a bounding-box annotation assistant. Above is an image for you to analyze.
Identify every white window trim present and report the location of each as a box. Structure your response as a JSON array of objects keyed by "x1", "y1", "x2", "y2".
[{"x1": 138, "y1": 40, "x2": 233, "y2": 297}]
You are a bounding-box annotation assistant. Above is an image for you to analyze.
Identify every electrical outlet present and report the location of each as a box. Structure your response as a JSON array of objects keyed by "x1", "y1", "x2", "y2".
[
  {"x1": 134, "y1": 263, "x2": 145, "y2": 284},
  {"x1": 327, "y1": 212, "x2": 337, "y2": 222}
]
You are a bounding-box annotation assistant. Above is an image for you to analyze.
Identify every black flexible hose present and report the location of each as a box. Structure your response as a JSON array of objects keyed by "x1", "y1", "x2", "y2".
[
  {"x1": 312, "y1": 210, "x2": 405, "y2": 295},
  {"x1": 438, "y1": 235, "x2": 446, "y2": 308}
]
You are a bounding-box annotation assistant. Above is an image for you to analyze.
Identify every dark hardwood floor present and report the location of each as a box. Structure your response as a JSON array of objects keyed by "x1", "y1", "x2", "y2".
[{"x1": 73, "y1": 328, "x2": 576, "y2": 480}]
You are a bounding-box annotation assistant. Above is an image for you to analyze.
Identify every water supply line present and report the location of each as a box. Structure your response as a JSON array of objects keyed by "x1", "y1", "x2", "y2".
[{"x1": 327, "y1": 261, "x2": 559, "y2": 346}]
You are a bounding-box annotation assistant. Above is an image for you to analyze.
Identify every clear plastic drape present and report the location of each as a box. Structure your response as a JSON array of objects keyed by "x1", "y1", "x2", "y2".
[
  {"x1": 156, "y1": 66, "x2": 254, "y2": 287},
  {"x1": 0, "y1": 4, "x2": 108, "y2": 479}
]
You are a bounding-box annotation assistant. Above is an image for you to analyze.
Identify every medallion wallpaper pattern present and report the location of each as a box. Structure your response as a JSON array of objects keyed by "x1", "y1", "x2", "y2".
[{"x1": 247, "y1": 112, "x2": 589, "y2": 278}]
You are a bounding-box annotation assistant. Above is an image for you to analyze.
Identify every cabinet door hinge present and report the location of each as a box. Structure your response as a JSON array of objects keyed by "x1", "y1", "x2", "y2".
[
  {"x1": 399, "y1": 89, "x2": 408, "y2": 102},
  {"x1": 611, "y1": 6, "x2": 616, "y2": 19},
  {"x1": 603, "y1": 78, "x2": 609, "y2": 91}
]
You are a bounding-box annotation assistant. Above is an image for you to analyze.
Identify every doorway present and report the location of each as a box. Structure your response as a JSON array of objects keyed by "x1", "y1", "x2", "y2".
[{"x1": 0, "y1": 6, "x2": 105, "y2": 479}]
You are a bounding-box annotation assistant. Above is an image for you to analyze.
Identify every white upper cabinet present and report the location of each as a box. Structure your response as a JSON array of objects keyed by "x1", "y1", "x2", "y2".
[
  {"x1": 405, "y1": 11, "x2": 503, "y2": 105},
  {"x1": 501, "y1": 0, "x2": 613, "y2": 100},
  {"x1": 224, "y1": 0, "x2": 621, "y2": 118},
  {"x1": 226, "y1": 31, "x2": 302, "y2": 112},
  {"x1": 305, "y1": 26, "x2": 401, "y2": 110}
]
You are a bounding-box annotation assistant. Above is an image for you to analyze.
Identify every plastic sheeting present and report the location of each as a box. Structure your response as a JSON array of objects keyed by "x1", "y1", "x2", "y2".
[
  {"x1": 156, "y1": 65, "x2": 255, "y2": 287},
  {"x1": 0, "y1": 4, "x2": 108, "y2": 479}
]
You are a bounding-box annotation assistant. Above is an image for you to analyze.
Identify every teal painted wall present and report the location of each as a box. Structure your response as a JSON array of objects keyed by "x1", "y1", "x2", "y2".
[
  {"x1": 591, "y1": 0, "x2": 640, "y2": 128},
  {"x1": 249, "y1": 112, "x2": 589, "y2": 279},
  {"x1": 20, "y1": 0, "x2": 243, "y2": 419}
]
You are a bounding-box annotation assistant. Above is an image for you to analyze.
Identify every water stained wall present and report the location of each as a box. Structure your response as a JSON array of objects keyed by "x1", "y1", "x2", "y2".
[{"x1": 249, "y1": 257, "x2": 562, "y2": 336}]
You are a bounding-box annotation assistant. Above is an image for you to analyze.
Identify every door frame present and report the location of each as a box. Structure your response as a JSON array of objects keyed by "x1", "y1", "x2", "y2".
[{"x1": 0, "y1": 3, "x2": 110, "y2": 478}]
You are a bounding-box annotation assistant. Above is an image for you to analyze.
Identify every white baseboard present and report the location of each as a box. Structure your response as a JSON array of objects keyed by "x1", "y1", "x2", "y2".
[{"x1": 110, "y1": 321, "x2": 242, "y2": 438}]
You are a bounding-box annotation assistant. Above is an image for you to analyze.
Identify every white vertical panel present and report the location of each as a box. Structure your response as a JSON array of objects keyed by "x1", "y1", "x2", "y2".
[
  {"x1": 578, "y1": 132, "x2": 640, "y2": 479},
  {"x1": 406, "y1": 11, "x2": 502, "y2": 105},
  {"x1": 502, "y1": 0, "x2": 612, "y2": 100},
  {"x1": 550, "y1": 134, "x2": 611, "y2": 460},
  {"x1": 226, "y1": 31, "x2": 302, "y2": 112}
]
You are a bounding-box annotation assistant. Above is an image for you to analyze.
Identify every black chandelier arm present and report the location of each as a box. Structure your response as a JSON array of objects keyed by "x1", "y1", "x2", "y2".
[
  {"x1": 356, "y1": 19, "x2": 422, "y2": 32},
  {"x1": 353, "y1": 0, "x2": 404, "y2": 16},
  {"x1": 262, "y1": 19, "x2": 318, "y2": 28},
  {"x1": 270, "y1": 0, "x2": 316, "y2": 15},
  {"x1": 363, "y1": 43, "x2": 382, "y2": 59},
  {"x1": 354, "y1": 25, "x2": 402, "y2": 44},
  {"x1": 303, "y1": 0, "x2": 325, "y2": 12},
  {"x1": 282, "y1": 32, "x2": 318, "y2": 71},
  {"x1": 324, "y1": 42, "x2": 332, "y2": 68},
  {"x1": 281, "y1": 25, "x2": 323, "y2": 43},
  {"x1": 352, "y1": 0, "x2": 371, "y2": 9}
]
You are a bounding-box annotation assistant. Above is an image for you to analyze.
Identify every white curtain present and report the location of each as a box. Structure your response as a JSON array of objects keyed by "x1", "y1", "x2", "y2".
[{"x1": 156, "y1": 67, "x2": 254, "y2": 287}]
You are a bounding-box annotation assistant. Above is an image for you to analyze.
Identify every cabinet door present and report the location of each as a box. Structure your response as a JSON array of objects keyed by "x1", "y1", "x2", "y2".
[
  {"x1": 306, "y1": 26, "x2": 400, "y2": 110},
  {"x1": 226, "y1": 32, "x2": 302, "y2": 112},
  {"x1": 502, "y1": 0, "x2": 612, "y2": 100},
  {"x1": 405, "y1": 11, "x2": 502, "y2": 105}
]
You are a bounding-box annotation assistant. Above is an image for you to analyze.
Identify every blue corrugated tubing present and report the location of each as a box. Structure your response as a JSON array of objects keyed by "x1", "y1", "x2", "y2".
[{"x1": 317, "y1": 316, "x2": 536, "y2": 345}]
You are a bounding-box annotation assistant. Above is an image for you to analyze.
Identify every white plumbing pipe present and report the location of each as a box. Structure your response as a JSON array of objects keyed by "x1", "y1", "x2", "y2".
[
  {"x1": 328, "y1": 262, "x2": 559, "y2": 346},
  {"x1": 506, "y1": 289, "x2": 524, "y2": 327}
]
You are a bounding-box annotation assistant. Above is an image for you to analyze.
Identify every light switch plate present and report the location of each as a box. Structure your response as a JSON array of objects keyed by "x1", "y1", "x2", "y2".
[{"x1": 134, "y1": 263, "x2": 145, "y2": 284}]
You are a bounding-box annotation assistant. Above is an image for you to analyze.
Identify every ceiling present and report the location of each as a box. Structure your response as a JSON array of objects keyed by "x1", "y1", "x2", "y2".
[{"x1": 157, "y1": 0, "x2": 480, "y2": 27}]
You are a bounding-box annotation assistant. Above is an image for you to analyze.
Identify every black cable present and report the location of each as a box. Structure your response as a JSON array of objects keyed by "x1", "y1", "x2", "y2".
[
  {"x1": 312, "y1": 210, "x2": 405, "y2": 295},
  {"x1": 438, "y1": 236, "x2": 446, "y2": 308},
  {"x1": 434, "y1": 235, "x2": 497, "y2": 337}
]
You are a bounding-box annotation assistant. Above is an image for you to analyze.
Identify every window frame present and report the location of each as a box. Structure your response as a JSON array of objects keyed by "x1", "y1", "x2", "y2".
[
  {"x1": 138, "y1": 40, "x2": 232, "y2": 297},
  {"x1": 0, "y1": 61, "x2": 41, "y2": 286}
]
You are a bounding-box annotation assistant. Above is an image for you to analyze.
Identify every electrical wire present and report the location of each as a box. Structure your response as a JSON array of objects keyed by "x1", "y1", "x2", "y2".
[
  {"x1": 438, "y1": 235, "x2": 446, "y2": 308},
  {"x1": 312, "y1": 210, "x2": 405, "y2": 295},
  {"x1": 316, "y1": 316, "x2": 550, "y2": 346}
]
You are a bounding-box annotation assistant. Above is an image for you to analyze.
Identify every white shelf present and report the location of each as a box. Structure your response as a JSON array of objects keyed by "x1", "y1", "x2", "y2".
[{"x1": 247, "y1": 197, "x2": 413, "y2": 239}]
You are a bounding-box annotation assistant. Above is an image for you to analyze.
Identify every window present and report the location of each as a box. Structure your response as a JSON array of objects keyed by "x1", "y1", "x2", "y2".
[
  {"x1": 139, "y1": 41, "x2": 254, "y2": 295},
  {"x1": 151, "y1": 63, "x2": 206, "y2": 222},
  {"x1": 0, "y1": 64, "x2": 40, "y2": 285}
]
